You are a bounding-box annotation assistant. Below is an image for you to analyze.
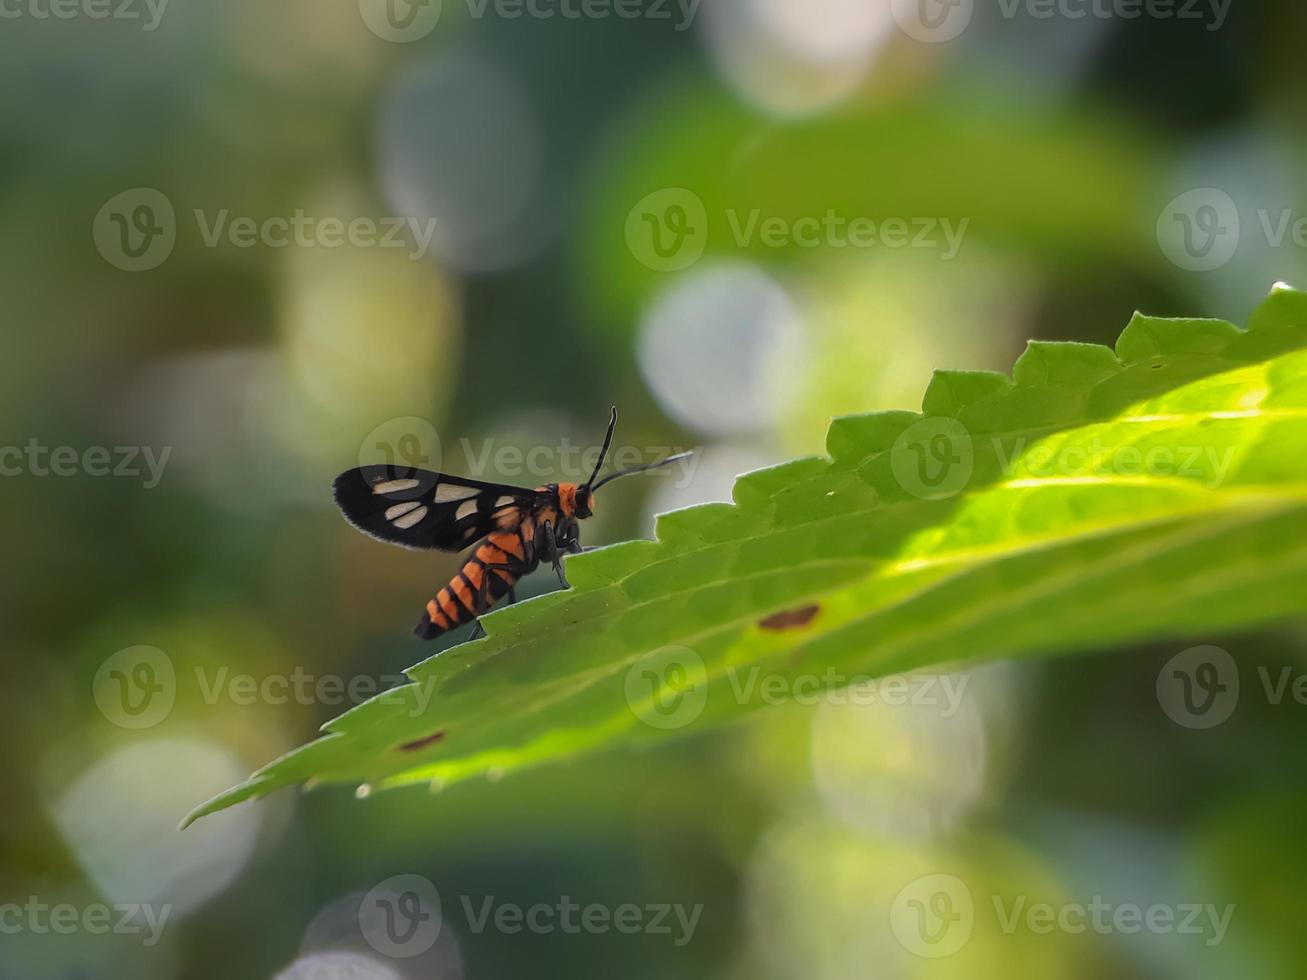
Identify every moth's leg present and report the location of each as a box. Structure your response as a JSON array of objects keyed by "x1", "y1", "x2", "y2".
[
  {"x1": 468, "y1": 571, "x2": 492, "y2": 640},
  {"x1": 540, "y1": 521, "x2": 570, "y2": 589},
  {"x1": 536, "y1": 521, "x2": 557, "y2": 563},
  {"x1": 468, "y1": 564, "x2": 517, "y2": 641},
  {"x1": 535, "y1": 522, "x2": 556, "y2": 559},
  {"x1": 552, "y1": 519, "x2": 583, "y2": 556},
  {"x1": 556, "y1": 525, "x2": 592, "y2": 557}
]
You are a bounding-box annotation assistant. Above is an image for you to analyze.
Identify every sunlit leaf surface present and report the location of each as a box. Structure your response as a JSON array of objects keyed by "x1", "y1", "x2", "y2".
[{"x1": 186, "y1": 285, "x2": 1307, "y2": 827}]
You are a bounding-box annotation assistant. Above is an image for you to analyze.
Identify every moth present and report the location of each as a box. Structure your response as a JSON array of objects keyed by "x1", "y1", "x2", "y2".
[{"x1": 333, "y1": 408, "x2": 690, "y2": 640}]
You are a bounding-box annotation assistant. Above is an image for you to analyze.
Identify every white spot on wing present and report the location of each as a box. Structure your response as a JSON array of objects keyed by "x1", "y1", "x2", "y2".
[
  {"x1": 373, "y1": 479, "x2": 421, "y2": 494},
  {"x1": 495, "y1": 495, "x2": 516, "y2": 508},
  {"x1": 392, "y1": 505, "x2": 428, "y2": 530},
  {"x1": 434, "y1": 483, "x2": 481, "y2": 502},
  {"x1": 385, "y1": 501, "x2": 423, "y2": 520},
  {"x1": 455, "y1": 500, "x2": 478, "y2": 520}
]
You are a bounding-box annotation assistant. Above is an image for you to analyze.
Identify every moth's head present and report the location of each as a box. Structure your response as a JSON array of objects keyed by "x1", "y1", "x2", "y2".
[
  {"x1": 578, "y1": 405, "x2": 691, "y2": 515},
  {"x1": 572, "y1": 407, "x2": 619, "y2": 520},
  {"x1": 574, "y1": 484, "x2": 594, "y2": 519},
  {"x1": 557, "y1": 482, "x2": 595, "y2": 520}
]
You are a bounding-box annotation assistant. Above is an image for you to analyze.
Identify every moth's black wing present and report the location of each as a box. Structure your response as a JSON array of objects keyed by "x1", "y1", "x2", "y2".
[{"x1": 332, "y1": 466, "x2": 544, "y2": 551}]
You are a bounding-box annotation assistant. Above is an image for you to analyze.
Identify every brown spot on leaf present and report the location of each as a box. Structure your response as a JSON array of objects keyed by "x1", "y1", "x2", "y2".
[
  {"x1": 759, "y1": 604, "x2": 820, "y2": 631},
  {"x1": 398, "y1": 730, "x2": 446, "y2": 752}
]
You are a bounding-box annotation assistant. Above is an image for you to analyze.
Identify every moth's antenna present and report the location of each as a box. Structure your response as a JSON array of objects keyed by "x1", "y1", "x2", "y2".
[
  {"x1": 586, "y1": 406, "x2": 619, "y2": 489},
  {"x1": 591, "y1": 451, "x2": 693, "y2": 491}
]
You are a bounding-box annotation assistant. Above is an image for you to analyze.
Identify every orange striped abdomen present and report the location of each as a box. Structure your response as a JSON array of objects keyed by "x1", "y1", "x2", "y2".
[{"x1": 414, "y1": 528, "x2": 536, "y2": 640}]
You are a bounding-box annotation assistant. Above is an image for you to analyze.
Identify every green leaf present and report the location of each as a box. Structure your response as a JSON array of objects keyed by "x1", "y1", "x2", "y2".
[{"x1": 185, "y1": 284, "x2": 1307, "y2": 828}]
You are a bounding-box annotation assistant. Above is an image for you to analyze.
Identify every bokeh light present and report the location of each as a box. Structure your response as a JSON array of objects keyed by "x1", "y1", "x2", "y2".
[
  {"x1": 810, "y1": 671, "x2": 990, "y2": 839},
  {"x1": 378, "y1": 53, "x2": 546, "y2": 274},
  {"x1": 699, "y1": 0, "x2": 894, "y2": 116},
  {"x1": 275, "y1": 951, "x2": 405, "y2": 980},
  {"x1": 50, "y1": 739, "x2": 261, "y2": 917},
  {"x1": 637, "y1": 261, "x2": 806, "y2": 437}
]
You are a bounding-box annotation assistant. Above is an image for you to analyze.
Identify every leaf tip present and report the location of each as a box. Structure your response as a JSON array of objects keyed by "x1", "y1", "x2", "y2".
[{"x1": 921, "y1": 370, "x2": 1012, "y2": 417}]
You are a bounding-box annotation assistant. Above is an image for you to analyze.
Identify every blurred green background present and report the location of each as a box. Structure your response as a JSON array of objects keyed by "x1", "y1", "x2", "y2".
[{"x1": 4, "y1": 1, "x2": 1307, "y2": 977}]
